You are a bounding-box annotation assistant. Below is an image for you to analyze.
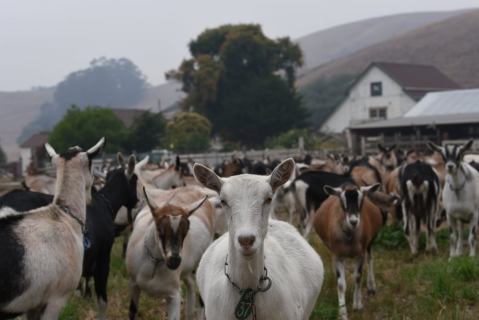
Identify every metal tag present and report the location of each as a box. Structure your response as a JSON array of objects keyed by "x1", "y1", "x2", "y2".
[{"x1": 235, "y1": 288, "x2": 255, "y2": 320}]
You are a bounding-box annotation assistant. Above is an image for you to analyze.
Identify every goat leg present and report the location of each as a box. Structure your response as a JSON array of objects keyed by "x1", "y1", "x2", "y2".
[
  {"x1": 334, "y1": 258, "x2": 348, "y2": 320},
  {"x1": 353, "y1": 256, "x2": 364, "y2": 310}
]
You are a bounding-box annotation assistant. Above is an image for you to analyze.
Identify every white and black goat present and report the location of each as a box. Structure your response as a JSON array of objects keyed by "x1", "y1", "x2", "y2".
[
  {"x1": 194, "y1": 159, "x2": 324, "y2": 320},
  {"x1": 314, "y1": 183, "x2": 393, "y2": 320},
  {"x1": 399, "y1": 160, "x2": 441, "y2": 255},
  {"x1": 428, "y1": 141, "x2": 479, "y2": 258},
  {"x1": 0, "y1": 138, "x2": 104, "y2": 319}
]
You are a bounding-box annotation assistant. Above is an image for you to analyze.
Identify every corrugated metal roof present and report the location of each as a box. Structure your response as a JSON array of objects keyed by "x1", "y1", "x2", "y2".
[
  {"x1": 404, "y1": 89, "x2": 479, "y2": 117},
  {"x1": 350, "y1": 112, "x2": 479, "y2": 130}
]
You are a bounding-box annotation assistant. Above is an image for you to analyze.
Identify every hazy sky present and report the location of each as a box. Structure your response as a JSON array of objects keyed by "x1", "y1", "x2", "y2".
[{"x1": 1, "y1": 0, "x2": 478, "y2": 91}]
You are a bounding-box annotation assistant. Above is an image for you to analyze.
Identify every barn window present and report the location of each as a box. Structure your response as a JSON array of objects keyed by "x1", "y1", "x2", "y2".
[
  {"x1": 370, "y1": 82, "x2": 382, "y2": 96},
  {"x1": 369, "y1": 107, "x2": 387, "y2": 120}
]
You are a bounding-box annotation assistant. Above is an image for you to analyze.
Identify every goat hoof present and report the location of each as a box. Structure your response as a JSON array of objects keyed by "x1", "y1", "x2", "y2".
[
  {"x1": 367, "y1": 289, "x2": 376, "y2": 296},
  {"x1": 353, "y1": 303, "x2": 364, "y2": 311}
]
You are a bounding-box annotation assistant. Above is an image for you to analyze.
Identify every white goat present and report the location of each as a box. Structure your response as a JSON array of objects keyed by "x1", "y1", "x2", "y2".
[
  {"x1": 194, "y1": 159, "x2": 324, "y2": 320},
  {"x1": 429, "y1": 140, "x2": 479, "y2": 258},
  {"x1": 0, "y1": 138, "x2": 104, "y2": 319}
]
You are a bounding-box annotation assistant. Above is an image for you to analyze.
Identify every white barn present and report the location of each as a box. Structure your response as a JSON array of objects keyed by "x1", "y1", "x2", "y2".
[{"x1": 320, "y1": 62, "x2": 460, "y2": 133}]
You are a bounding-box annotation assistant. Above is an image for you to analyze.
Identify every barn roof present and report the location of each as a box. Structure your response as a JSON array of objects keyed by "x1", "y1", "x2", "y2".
[
  {"x1": 404, "y1": 88, "x2": 479, "y2": 117},
  {"x1": 20, "y1": 132, "x2": 50, "y2": 148},
  {"x1": 361, "y1": 62, "x2": 461, "y2": 101}
]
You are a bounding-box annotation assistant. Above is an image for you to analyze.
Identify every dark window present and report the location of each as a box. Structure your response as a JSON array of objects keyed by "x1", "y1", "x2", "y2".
[
  {"x1": 369, "y1": 107, "x2": 387, "y2": 120},
  {"x1": 370, "y1": 82, "x2": 382, "y2": 96}
]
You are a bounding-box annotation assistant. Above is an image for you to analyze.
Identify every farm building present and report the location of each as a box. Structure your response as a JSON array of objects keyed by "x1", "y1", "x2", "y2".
[
  {"x1": 19, "y1": 131, "x2": 50, "y2": 174},
  {"x1": 348, "y1": 88, "x2": 479, "y2": 154},
  {"x1": 320, "y1": 62, "x2": 460, "y2": 133}
]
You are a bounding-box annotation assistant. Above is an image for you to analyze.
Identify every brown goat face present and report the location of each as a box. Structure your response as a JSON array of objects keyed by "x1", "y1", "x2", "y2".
[{"x1": 155, "y1": 213, "x2": 190, "y2": 270}]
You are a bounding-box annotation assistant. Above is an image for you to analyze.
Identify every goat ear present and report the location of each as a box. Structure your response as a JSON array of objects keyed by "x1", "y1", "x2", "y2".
[
  {"x1": 323, "y1": 185, "x2": 341, "y2": 196},
  {"x1": 187, "y1": 195, "x2": 208, "y2": 216},
  {"x1": 143, "y1": 187, "x2": 159, "y2": 213},
  {"x1": 45, "y1": 143, "x2": 58, "y2": 158},
  {"x1": 87, "y1": 137, "x2": 105, "y2": 160},
  {"x1": 378, "y1": 144, "x2": 387, "y2": 153},
  {"x1": 427, "y1": 141, "x2": 444, "y2": 155},
  {"x1": 117, "y1": 152, "x2": 126, "y2": 169},
  {"x1": 360, "y1": 183, "x2": 381, "y2": 194},
  {"x1": 135, "y1": 156, "x2": 149, "y2": 172},
  {"x1": 458, "y1": 140, "x2": 474, "y2": 158},
  {"x1": 194, "y1": 163, "x2": 223, "y2": 193},
  {"x1": 269, "y1": 158, "x2": 295, "y2": 192},
  {"x1": 175, "y1": 155, "x2": 181, "y2": 171},
  {"x1": 127, "y1": 155, "x2": 136, "y2": 176}
]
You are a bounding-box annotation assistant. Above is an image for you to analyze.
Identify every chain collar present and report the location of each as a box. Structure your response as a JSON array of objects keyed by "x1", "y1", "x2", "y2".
[
  {"x1": 447, "y1": 165, "x2": 468, "y2": 199},
  {"x1": 57, "y1": 204, "x2": 85, "y2": 233},
  {"x1": 224, "y1": 255, "x2": 272, "y2": 320}
]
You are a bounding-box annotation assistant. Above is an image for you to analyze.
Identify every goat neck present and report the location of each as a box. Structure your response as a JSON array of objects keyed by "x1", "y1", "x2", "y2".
[
  {"x1": 227, "y1": 231, "x2": 266, "y2": 290},
  {"x1": 53, "y1": 158, "x2": 88, "y2": 224}
]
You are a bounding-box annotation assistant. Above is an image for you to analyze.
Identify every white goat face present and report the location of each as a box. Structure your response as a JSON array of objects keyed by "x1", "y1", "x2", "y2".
[
  {"x1": 428, "y1": 140, "x2": 473, "y2": 174},
  {"x1": 194, "y1": 158, "x2": 295, "y2": 257},
  {"x1": 220, "y1": 176, "x2": 272, "y2": 256}
]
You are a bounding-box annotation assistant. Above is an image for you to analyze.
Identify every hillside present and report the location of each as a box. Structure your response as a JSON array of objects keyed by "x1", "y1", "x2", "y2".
[
  {"x1": 0, "y1": 89, "x2": 54, "y2": 160},
  {"x1": 0, "y1": 82, "x2": 183, "y2": 161},
  {"x1": 296, "y1": 10, "x2": 465, "y2": 75},
  {"x1": 298, "y1": 9, "x2": 479, "y2": 88}
]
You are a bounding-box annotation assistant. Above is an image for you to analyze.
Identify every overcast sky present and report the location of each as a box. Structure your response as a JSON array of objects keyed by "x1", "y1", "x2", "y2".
[{"x1": 1, "y1": 0, "x2": 478, "y2": 91}]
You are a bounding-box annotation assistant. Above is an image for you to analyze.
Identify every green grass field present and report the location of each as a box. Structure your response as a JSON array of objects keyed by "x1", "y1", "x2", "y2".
[{"x1": 59, "y1": 226, "x2": 479, "y2": 319}]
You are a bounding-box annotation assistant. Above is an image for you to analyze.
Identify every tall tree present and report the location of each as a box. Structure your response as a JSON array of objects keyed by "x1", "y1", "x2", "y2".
[
  {"x1": 0, "y1": 144, "x2": 6, "y2": 166},
  {"x1": 123, "y1": 111, "x2": 167, "y2": 153},
  {"x1": 48, "y1": 106, "x2": 127, "y2": 153},
  {"x1": 54, "y1": 57, "x2": 148, "y2": 109},
  {"x1": 19, "y1": 57, "x2": 148, "y2": 144},
  {"x1": 168, "y1": 24, "x2": 307, "y2": 147}
]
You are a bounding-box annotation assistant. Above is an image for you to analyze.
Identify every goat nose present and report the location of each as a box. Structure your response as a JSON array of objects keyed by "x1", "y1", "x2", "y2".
[
  {"x1": 238, "y1": 235, "x2": 256, "y2": 248},
  {"x1": 447, "y1": 164, "x2": 454, "y2": 170}
]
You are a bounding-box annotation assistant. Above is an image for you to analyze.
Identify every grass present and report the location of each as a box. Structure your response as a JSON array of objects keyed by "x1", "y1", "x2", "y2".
[{"x1": 56, "y1": 226, "x2": 479, "y2": 319}]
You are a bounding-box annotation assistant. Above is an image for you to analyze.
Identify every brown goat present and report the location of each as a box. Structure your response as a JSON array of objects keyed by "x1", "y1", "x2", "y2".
[{"x1": 314, "y1": 183, "x2": 394, "y2": 320}]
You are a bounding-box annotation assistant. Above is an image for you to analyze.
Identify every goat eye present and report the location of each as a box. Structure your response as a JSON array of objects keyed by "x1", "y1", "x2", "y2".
[
  {"x1": 220, "y1": 199, "x2": 229, "y2": 207},
  {"x1": 264, "y1": 197, "x2": 272, "y2": 205}
]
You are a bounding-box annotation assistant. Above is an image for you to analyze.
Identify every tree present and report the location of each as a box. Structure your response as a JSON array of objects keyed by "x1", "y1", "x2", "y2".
[
  {"x1": 166, "y1": 112, "x2": 211, "y2": 153},
  {"x1": 48, "y1": 106, "x2": 127, "y2": 153},
  {"x1": 123, "y1": 111, "x2": 167, "y2": 153},
  {"x1": 300, "y1": 74, "x2": 356, "y2": 127},
  {"x1": 168, "y1": 24, "x2": 307, "y2": 147},
  {"x1": 54, "y1": 57, "x2": 148, "y2": 109},
  {"x1": 19, "y1": 57, "x2": 148, "y2": 145},
  {"x1": 0, "y1": 144, "x2": 6, "y2": 166}
]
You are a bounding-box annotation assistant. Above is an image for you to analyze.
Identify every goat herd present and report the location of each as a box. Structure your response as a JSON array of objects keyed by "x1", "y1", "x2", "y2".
[{"x1": 0, "y1": 137, "x2": 478, "y2": 320}]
